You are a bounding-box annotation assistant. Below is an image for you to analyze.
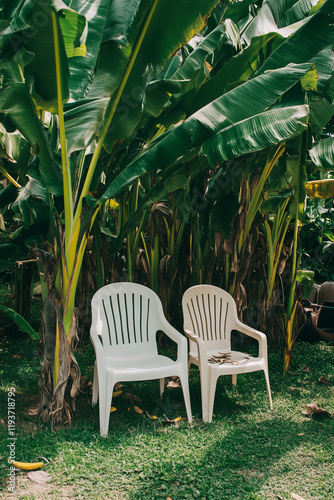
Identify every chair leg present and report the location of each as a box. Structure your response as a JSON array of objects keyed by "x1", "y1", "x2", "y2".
[
  {"x1": 159, "y1": 378, "x2": 165, "y2": 398},
  {"x1": 264, "y1": 368, "x2": 272, "y2": 409},
  {"x1": 92, "y1": 362, "x2": 98, "y2": 405},
  {"x1": 100, "y1": 377, "x2": 115, "y2": 438},
  {"x1": 179, "y1": 370, "x2": 192, "y2": 423},
  {"x1": 200, "y1": 367, "x2": 213, "y2": 423},
  {"x1": 207, "y1": 373, "x2": 218, "y2": 423},
  {"x1": 232, "y1": 374, "x2": 237, "y2": 386}
]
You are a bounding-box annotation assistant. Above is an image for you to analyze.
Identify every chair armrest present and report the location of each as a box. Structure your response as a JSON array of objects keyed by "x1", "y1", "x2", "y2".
[
  {"x1": 234, "y1": 320, "x2": 268, "y2": 359},
  {"x1": 159, "y1": 318, "x2": 188, "y2": 363},
  {"x1": 184, "y1": 329, "x2": 209, "y2": 365},
  {"x1": 90, "y1": 333, "x2": 106, "y2": 371}
]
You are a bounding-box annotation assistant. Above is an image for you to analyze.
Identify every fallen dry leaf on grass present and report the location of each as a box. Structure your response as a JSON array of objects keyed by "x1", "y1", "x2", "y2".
[
  {"x1": 318, "y1": 376, "x2": 330, "y2": 384},
  {"x1": 113, "y1": 390, "x2": 123, "y2": 397},
  {"x1": 162, "y1": 416, "x2": 182, "y2": 427},
  {"x1": 302, "y1": 402, "x2": 332, "y2": 418},
  {"x1": 145, "y1": 411, "x2": 158, "y2": 420},
  {"x1": 122, "y1": 392, "x2": 142, "y2": 404},
  {"x1": 133, "y1": 406, "x2": 144, "y2": 414},
  {"x1": 166, "y1": 377, "x2": 181, "y2": 389},
  {"x1": 28, "y1": 405, "x2": 39, "y2": 416}
]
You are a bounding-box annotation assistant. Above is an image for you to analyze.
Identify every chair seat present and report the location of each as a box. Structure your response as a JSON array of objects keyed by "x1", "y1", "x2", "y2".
[
  {"x1": 189, "y1": 349, "x2": 265, "y2": 374},
  {"x1": 104, "y1": 354, "x2": 180, "y2": 380}
]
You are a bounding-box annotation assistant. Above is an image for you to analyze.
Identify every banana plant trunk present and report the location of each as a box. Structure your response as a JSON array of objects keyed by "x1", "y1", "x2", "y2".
[{"x1": 35, "y1": 249, "x2": 81, "y2": 425}]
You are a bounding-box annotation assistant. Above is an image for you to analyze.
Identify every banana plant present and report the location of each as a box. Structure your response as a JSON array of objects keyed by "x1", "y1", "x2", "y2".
[
  {"x1": 0, "y1": 0, "x2": 223, "y2": 424},
  {"x1": 1, "y1": 0, "x2": 333, "y2": 426}
]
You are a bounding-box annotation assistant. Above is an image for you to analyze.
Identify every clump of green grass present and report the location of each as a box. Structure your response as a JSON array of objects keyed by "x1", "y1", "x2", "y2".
[{"x1": 0, "y1": 336, "x2": 333, "y2": 500}]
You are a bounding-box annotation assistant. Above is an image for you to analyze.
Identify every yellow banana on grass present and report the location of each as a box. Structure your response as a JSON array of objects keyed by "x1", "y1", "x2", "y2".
[{"x1": 10, "y1": 460, "x2": 44, "y2": 470}]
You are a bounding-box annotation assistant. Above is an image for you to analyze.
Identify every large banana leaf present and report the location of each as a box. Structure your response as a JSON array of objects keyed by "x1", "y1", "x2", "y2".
[
  {"x1": 0, "y1": 304, "x2": 39, "y2": 340},
  {"x1": 189, "y1": 32, "x2": 285, "y2": 113},
  {"x1": 309, "y1": 137, "x2": 334, "y2": 170},
  {"x1": 254, "y1": 0, "x2": 334, "y2": 74},
  {"x1": 144, "y1": 19, "x2": 240, "y2": 119},
  {"x1": 309, "y1": 99, "x2": 334, "y2": 137},
  {"x1": 66, "y1": 0, "x2": 110, "y2": 100},
  {"x1": 0, "y1": 77, "x2": 62, "y2": 191},
  {"x1": 280, "y1": 0, "x2": 323, "y2": 26},
  {"x1": 0, "y1": 124, "x2": 26, "y2": 164},
  {"x1": 64, "y1": 98, "x2": 109, "y2": 153},
  {"x1": 98, "y1": 63, "x2": 314, "y2": 203},
  {"x1": 103, "y1": 0, "x2": 148, "y2": 46},
  {"x1": 276, "y1": 0, "x2": 321, "y2": 28},
  {"x1": 19, "y1": 1, "x2": 86, "y2": 112},
  {"x1": 11, "y1": 172, "x2": 49, "y2": 226},
  {"x1": 241, "y1": 1, "x2": 278, "y2": 45},
  {"x1": 22, "y1": 2, "x2": 69, "y2": 112},
  {"x1": 191, "y1": 0, "x2": 329, "y2": 115},
  {"x1": 99, "y1": 0, "x2": 221, "y2": 150},
  {"x1": 202, "y1": 105, "x2": 309, "y2": 166},
  {"x1": 223, "y1": 0, "x2": 259, "y2": 25},
  {"x1": 1, "y1": 0, "x2": 34, "y2": 41},
  {"x1": 309, "y1": 47, "x2": 334, "y2": 95},
  {"x1": 240, "y1": 0, "x2": 317, "y2": 45}
]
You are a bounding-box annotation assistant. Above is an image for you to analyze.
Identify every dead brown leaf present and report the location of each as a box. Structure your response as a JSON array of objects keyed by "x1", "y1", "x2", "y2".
[
  {"x1": 133, "y1": 406, "x2": 144, "y2": 414},
  {"x1": 318, "y1": 376, "x2": 330, "y2": 384},
  {"x1": 302, "y1": 402, "x2": 332, "y2": 418},
  {"x1": 145, "y1": 411, "x2": 158, "y2": 420},
  {"x1": 122, "y1": 392, "x2": 142, "y2": 404},
  {"x1": 28, "y1": 405, "x2": 40, "y2": 416},
  {"x1": 80, "y1": 376, "x2": 88, "y2": 391},
  {"x1": 166, "y1": 377, "x2": 181, "y2": 389},
  {"x1": 302, "y1": 365, "x2": 310, "y2": 372},
  {"x1": 162, "y1": 416, "x2": 182, "y2": 427}
]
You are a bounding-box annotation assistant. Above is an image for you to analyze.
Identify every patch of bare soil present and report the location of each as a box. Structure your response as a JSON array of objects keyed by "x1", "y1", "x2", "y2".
[{"x1": 1, "y1": 473, "x2": 76, "y2": 499}]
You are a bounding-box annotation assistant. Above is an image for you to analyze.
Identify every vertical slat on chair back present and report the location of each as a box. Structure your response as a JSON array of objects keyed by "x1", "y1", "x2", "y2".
[
  {"x1": 91, "y1": 283, "x2": 158, "y2": 356},
  {"x1": 183, "y1": 285, "x2": 236, "y2": 348}
]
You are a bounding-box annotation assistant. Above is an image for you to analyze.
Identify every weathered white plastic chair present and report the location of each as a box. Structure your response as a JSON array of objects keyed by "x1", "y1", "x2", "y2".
[
  {"x1": 91, "y1": 282, "x2": 192, "y2": 436},
  {"x1": 182, "y1": 284, "x2": 272, "y2": 422}
]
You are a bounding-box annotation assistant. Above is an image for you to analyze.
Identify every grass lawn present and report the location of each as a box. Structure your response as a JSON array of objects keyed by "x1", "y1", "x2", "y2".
[{"x1": 0, "y1": 329, "x2": 333, "y2": 500}]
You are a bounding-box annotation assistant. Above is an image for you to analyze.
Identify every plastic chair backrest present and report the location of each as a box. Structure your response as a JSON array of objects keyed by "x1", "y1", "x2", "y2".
[
  {"x1": 318, "y1": 281, "x2": 334, "y2": 306},
  {"x1": 90, "y1": 283, "x2": 164, "y2": 358},
  {"x1": 182, "y1": 285, "x2": 238, "y2": 350},
  {"x1": 317, "y1": 301, "x2": 334, "y2": 329}
]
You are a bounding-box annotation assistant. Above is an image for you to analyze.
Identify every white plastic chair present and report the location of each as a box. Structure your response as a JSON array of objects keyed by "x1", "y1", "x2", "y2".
[
  {"x1": 182, "y1": 284, "x2": 272, "y2": 422},
  {"x1": 90, "y1": 282, "x2": 192, "y2": 436}
]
